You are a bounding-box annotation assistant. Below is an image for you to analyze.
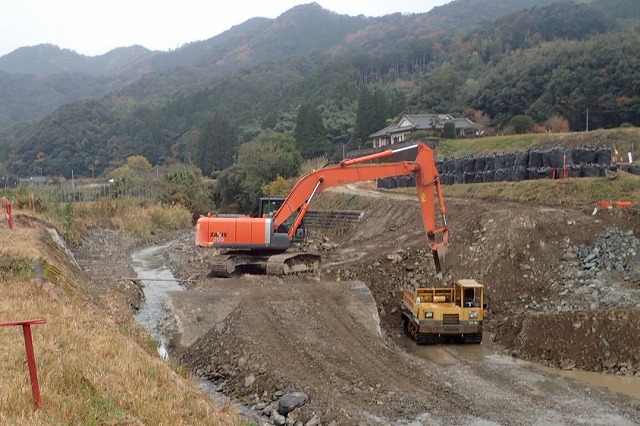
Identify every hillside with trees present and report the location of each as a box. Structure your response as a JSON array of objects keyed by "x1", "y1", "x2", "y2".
[
  {"x1": 0, "y1": 0, "x2": 638, "y2": 196},
  {"x1": 0, "y1": 45, "x2": 156, "y2": 128}
]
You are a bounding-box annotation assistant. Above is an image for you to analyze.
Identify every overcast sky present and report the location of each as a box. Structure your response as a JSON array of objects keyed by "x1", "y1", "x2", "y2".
[{"x1": 1, "y1": 0, "x2": 451, "y2": 58}]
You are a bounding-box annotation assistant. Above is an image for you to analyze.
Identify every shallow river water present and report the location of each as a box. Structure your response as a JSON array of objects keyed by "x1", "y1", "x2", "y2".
[
  {"x1": 130, "y1": 242, "x2": 257, "y2": 415},
  {"x1": 131, "y1": 242, "x2": 184, "y2": 345},
  {"x1": 397, "y1": 332, "x2": 640, "y2": 400}
]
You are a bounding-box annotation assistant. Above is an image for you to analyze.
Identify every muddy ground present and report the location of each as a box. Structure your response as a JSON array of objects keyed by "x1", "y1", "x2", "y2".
[{"x1": 74, "y1": 189, "x2": 640, "y2": 425}]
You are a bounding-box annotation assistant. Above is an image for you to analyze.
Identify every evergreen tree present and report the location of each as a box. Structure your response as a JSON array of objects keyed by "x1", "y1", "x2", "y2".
[
  {"x1": 353, "y1": 87, "x2": 388, "y2": 146},
  {"x1": 213, "y1": 131, "x2": 302, "y2": 213},
  {"x1": 193, "y1": 110, "x2": 237, "y2": 177},
  {"x1": 443, "y1": 122, "x2": 456, "y2": 139},
  {"x1": 294, "y1": 103, "x2": 329, "y2": 159},
  {"x1": 509, "y1": 115, "x2": 535, "y2": 134}
]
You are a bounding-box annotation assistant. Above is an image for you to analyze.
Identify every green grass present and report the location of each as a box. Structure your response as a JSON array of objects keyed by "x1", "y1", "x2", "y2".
[
  {"x1": 435, "y1": 127, "x2": 640, "y2": 160},
  {"x1": 437, "y1": 172, "x2": 640, "y2": 208},
  {"x1": 438, "y1": 134, "x2": 546, "y2": 158}
]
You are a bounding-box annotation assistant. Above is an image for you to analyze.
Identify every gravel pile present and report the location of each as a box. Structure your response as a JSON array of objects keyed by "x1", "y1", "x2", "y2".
[{"x1": 558, "y1": 227, "x2": 640, "y2": 311}]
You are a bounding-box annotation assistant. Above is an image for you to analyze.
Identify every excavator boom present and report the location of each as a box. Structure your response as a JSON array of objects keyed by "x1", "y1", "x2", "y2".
[{"x1": 196, "y1": 142, "x2": 449, "y2": 276}]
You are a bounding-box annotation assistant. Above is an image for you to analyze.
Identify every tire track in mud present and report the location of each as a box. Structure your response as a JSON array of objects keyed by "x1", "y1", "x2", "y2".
[{"x1": 292, "y1": 278, "x2": 480, "y2": 421}]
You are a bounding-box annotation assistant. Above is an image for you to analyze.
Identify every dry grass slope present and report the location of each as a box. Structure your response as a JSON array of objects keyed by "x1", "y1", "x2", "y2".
[{"x1": 0, "y1": 211, "x2": 240, "y2": 425}]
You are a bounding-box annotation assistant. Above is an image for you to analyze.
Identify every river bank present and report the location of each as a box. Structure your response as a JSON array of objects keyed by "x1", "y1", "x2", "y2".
[{"x1": 0, "y1": 213, "x2": 239, "y2": 425}]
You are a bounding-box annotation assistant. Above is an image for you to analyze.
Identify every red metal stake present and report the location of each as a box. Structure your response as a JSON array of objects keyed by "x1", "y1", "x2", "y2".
[{"x1": 0, "y1": 319, "x2": 46, "y2": 408}]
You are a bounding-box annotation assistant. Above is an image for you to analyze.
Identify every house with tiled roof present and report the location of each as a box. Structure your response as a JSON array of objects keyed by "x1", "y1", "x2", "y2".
[{"x1": 369, "y1": 114, "x2": 481, "y2": 148}]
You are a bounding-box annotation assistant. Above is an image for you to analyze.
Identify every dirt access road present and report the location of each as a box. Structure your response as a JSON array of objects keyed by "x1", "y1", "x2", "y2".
[{"x1": 161, "y1": 188, "x2": 639, "y2": 426}]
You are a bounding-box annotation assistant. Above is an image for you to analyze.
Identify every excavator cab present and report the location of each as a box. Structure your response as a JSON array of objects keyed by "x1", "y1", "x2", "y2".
[
  {"x1": 259, "y1": 196, "x2": 283, "y2": 218},
  {"x1": 259, "y1": 197, "x2": 306, "y2": 243}
]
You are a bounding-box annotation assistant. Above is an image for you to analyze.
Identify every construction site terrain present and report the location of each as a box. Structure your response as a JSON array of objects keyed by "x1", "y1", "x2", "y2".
[{"x1": 146, "y1": 188, "x2": 640, "y2": 425}]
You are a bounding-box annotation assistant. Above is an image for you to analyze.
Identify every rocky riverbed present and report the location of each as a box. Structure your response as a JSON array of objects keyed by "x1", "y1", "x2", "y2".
[{"x1": 72, "y1": 191, "x2": 640, "y2": 425}]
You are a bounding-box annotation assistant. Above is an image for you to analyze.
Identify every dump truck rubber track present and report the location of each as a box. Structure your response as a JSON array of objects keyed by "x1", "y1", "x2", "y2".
[
  {"x1": 404, "y1": 318, "x2": 439, "y2": 345},
  {"x1": 463, "y1": 333, "x2": 483, "y2": 344}
]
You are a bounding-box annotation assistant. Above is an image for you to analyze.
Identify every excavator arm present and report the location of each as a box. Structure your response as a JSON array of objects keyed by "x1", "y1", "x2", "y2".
[
  {"x1": 272, "y1": 143, "x2": 449, "y2": 274},
  {"x1": 196, "y1": 142, "x2": 449, "y2": 277}
]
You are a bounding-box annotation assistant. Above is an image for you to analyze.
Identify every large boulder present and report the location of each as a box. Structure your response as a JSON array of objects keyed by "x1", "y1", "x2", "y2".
[{"x1": 278, "y1": 392, "x2": 309, "y2": 416}]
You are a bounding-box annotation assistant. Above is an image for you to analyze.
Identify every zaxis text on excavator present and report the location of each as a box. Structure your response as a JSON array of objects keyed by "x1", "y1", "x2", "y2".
[{"x1": 195, "y1": 142, "x2": 449, "y2": 278}]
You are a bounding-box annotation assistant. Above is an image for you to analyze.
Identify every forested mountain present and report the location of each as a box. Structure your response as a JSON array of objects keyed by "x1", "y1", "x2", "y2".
[
  {"x1": 1, "y1": 0, "x2": 639, "y2": 180},
  {"x1": 592, "y1": 0, "x2": 640, "y2": 19},
  {"x1": 472, "y1": 32, "x2": 640, "y2": 130},
  {"x1": 0, "y1": 45, "x2": 155, "y2": 127},
  {"x1": 0, "y1": 44, "x2": 154, "y2": 76},
  {"x1": 425, "y1": 0, "x2": 562, "y2": 30}
]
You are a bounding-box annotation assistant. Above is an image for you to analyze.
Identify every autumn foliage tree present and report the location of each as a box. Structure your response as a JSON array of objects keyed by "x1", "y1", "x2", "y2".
[
  {"x1": 108, "y1": 155, "x2": 152, "y2": 181},
  {"x1": 545, "y1": 115, "x2": 571, "y2": 133},
  {"x1": 157, "y1": 165, "x2": 213, "y2": 217}
]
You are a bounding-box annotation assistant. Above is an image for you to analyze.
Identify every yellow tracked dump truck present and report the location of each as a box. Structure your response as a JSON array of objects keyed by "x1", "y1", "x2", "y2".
[{"x1": 400, "y1": 279, "x2": 485, "y2": 344}]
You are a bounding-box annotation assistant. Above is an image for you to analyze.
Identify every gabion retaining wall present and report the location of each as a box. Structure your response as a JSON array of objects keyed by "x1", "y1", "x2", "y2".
[{"x1": 376, "y1": 146, "x2": 636, "y2": 189}]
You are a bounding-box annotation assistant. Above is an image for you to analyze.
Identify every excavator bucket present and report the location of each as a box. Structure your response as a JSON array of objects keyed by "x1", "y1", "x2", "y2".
[{"x1": 433, "y1": 245, "x2": 453, "y2": 279}]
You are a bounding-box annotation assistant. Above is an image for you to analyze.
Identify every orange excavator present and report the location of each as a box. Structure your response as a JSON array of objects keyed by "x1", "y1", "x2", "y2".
[{"x1": 195, "y1": 142, "x2": 449, "y2": 277}]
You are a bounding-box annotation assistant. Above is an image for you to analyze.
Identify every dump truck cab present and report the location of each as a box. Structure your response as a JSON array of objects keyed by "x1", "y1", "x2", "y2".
[{"x1": 400, "y1": 279, "x2": 485, "y2": 344}]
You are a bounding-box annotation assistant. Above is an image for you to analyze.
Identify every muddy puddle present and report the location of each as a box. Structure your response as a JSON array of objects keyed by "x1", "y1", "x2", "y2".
[
  {"x1": 396, "y1": 333, "x2": 640, "y2": 400},
  {"x1": 394, "y1": 331, "x2": 492, "y2": 365},
  {"x1": 527, "y1": 362, "x2": 640, "y2": 400}
]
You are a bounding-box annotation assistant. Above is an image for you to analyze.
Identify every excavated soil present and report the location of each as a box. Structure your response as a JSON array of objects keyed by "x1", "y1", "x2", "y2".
[
  {"x1": 69, "y1": 186, "x2": 640, "y2": 425},
  {"x1": 154, "y1": 189, "x2": 640, "y2": 425}
]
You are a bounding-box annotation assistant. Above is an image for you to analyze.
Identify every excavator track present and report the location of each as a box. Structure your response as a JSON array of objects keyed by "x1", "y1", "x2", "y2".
[
  {"x1": 209, "y1": 252, "x2": 321, "y2": 277},
  {"x1": 266, "y1": 252, "x2": 321, "y2": 276},
  {"x1": 210, "y1": 254, "x2": 237, "y2": 278}
]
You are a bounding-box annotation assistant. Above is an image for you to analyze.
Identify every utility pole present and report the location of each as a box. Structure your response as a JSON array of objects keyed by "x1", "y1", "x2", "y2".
[{"x1": 585, "y1": 108, "x2": 589, "y2": 132}]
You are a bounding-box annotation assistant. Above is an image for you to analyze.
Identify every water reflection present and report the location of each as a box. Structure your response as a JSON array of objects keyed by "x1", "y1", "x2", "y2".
[
  {"x1": 396, "y1": 333, "x2": 639, "y2": 399},
  {"x1": 131, "y1": 242, "x2": 184, "y2": 343}
]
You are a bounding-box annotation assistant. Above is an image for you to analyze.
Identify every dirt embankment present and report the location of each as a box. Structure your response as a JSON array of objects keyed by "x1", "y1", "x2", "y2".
[
  {"x1": 73, "y1": 228, "x2": 145, "y2": 319},
  {"x1": 317, "y1": 194, "x2": 640, "y2": 373},
  {"x1": 163, "y1": 191, "x2": 639, "y2": 425}
]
